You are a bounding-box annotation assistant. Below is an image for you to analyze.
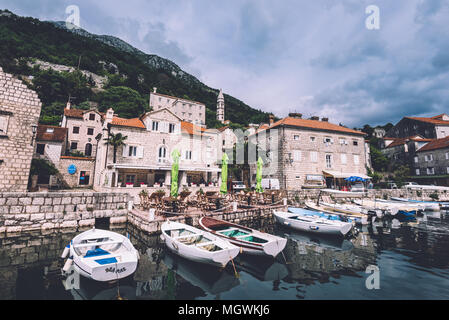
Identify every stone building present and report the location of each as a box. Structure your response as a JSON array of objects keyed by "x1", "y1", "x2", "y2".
[
  {"x1": 381, "y1": 135, "x2": 432, "y2": 169},
  {"x1": 0, "y1": 66, "x2": 42, "y2": 192},
  {"x1": 61, "y1": 103, "x2": 103, "y2": 157},
  {"x1": 149, "y1": 88, "x2": 206, "y2": 127},
  {"x1": 94, "y1": 108, "x2": 223, "y2": 194},
  {"x1": 217, "y1": 89, "x2": 225, "y2": 123},
  {"x1": 385, "y1": 114, "x2": 449, "y2": 141},
  {"x1": 412, "y1": 136, "x2": 449, "y2": 186},
  {"x1": 249, "y1": 114, "x2": 369, "y2": 190}
]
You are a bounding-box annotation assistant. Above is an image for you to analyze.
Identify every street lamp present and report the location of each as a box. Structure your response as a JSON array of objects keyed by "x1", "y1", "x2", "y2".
[{"x1": 31, "y1": 124, "x2": 38, "y2": 146}]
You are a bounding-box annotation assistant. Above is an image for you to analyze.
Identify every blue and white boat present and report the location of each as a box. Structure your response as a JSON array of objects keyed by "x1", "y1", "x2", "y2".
[
  {"x1": 287, "y1": 207, "x2": 362, "y2": 225},
  {"x1": 61, "y1": 228, "x2": 140, "y2": 282},
  {"x1": 390, "y1": 197, "x2": 440, "y2": 211}
]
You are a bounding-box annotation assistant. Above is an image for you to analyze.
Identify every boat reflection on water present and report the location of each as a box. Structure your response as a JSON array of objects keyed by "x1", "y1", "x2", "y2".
[
  {"x1": 62, "y1": 266, "x2": 136, "y2": 300},
  {"x1": 235, "y1": 256, "x2": 289, "y2": 282},
  {"x1": 162, "y1": 252, "x2": 240, "y2": 296},
  {"x1": 281, "y1": 229, "x2": 354, "y2": 252}
]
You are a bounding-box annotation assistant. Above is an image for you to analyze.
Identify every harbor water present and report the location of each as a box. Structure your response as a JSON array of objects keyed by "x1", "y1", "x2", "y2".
[{"x1": 1, "y1": 211, "x2": 449, "y2": 300}]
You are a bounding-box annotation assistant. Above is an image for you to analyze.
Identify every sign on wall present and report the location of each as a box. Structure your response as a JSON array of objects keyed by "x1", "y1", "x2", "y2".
[{"x1": 68, "y1": 164, "x2": 77, "y2": 175}]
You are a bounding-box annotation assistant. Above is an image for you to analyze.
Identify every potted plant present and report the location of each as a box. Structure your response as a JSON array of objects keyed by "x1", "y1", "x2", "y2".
[
  {"x1": 126, "y1": 182, "x2": 134, "y2": 188},
  {"x1": 140, "y1": 182, "x2": 148, "y2": 188}
]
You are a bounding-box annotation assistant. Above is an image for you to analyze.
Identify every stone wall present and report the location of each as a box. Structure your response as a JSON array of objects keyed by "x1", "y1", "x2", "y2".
[
  {"x1": 0, "y1": 66, "x2": 42, "y2": 192},
  {"x1": 0, "y1": 191, "x2": 130, "y2": 234}
]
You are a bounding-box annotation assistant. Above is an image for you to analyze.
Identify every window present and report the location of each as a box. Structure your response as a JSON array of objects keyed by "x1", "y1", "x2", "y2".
[
  {"x1": 152, "y1": 121, "x2": 159, "y2": 131},
  {"x1": 325, "y1": 154, "x2": 332, "y2": 168},
  {"x1": 354, "y1": 155, "x2": 360, "y2": 165},
  {"x1": 73, "y1": 127, "x2": 80, "y2": 134},
  {"x1": 185, "y1": 151, "x2": 192, "y2": 160},
  {"x1": 70, "y1": 142, "x2": 78, "y2": 150},
  {"x1": 158, "y1": 146, "x2": 167, "y2": 163},
  {"x1": 87, "y1": 128, "x2": 94, "y2": 135},
  {"x1": 293, "y1": 135, "x2": 299, "y2": 141},
  {"x1": 341, "y1": 154, "x2": 347, "y2": 164},
  {"x1": 446, "y1": 152, "x2": 449, "y2": 160},
  {"x1": 447, "y1": 167, "x2": 449, "y2": 174},
  {"x1": 310, "y1": 151, "x2": 318, "y2": 162},
  {"x1": 339, "y1": 138, "x2": 347, "y2": 145},
  {"x1": 414, "y1": 156, "x2": 418, "y2": 163},
  {"x1": 293, "y1": 150, "x2": 301, "y2": 161},
  {"x1": 36, "y1": 144, "x2": 45, "y2": 155},
  {"x1": 416, "y1": 169, "x2": 420, "y2": 175},
  {"x1": 310, "y1": 136, "x2": 316, "y2": 142},
  {"x1": 169, "y1": 123, "x2": 176, "y2": 133},
  {"x1": 427, "y1": 167, "x2": 435, "y2": 175},
  {"x1": 324, "y1": 137, "x2": 332, "y2": 144},
  {"x1": 0, "y1": 114, "x2": 10, "y2": 135},
  {"x1": 425, "y1": 154, "x2": 433, "y2": 161},
  {"x1": 128, "y1": 146, "x2": 137, "y2": 157},
  {"x1": 353, "y1": 140, "x2": 358, "y2": 146},
  {"x1": 89, "y1": 114, "x2": 96, "y2": 121},
  {"x1": 125, "y1": 175, "x2": 135, "y2": 184},
  {"x1": 223, "y1": 140, "x2": 225, "y2": 146}
]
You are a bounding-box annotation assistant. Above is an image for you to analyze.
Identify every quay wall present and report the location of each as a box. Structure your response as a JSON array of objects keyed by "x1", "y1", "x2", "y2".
[
  {"x1": 0, "y1": 191, "x2": 130, "y2": 234},
  {"x1": 128, "y1": 205, "x2": 286, "y2": 235}
]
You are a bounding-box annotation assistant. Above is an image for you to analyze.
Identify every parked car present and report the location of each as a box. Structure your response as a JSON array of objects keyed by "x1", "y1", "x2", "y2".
[
  {"x1": 350, "y1": 183, "x2": 366, "y2": 192},
  {"x1": 402, "y1": 182, "x2": 420, "y2": 189},
  {"x1": 232, "y1": 181, "x2": 246, "y2": 192}
]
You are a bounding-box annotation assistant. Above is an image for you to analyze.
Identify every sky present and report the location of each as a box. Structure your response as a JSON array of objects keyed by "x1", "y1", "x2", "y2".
[{"x1": 1, "y1": 0, "x2": 449, "y2": 128}]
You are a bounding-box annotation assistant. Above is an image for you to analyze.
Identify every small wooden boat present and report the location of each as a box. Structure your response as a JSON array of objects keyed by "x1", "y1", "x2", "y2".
[
  {"x1": 198, "y1": 217, "x2": 287, "y2": 258},
  {"x1": 62, "y1": 228, "x2": 139, "y2": 282},
  {"x1": 390, "y1": 197, "x2": 440, "y2": 211},
  {"x1": 161, "y1": 220, "x2": 240, "y2": 268},
  {"x1": 353, "y1": 199, "x2": 424, "y2": 212},
  {"x1": 273, "y1": 211, "x2": 353, "y2": 236}
]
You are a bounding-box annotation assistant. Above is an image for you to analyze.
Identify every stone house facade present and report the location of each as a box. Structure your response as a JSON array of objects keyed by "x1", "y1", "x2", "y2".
[
  {"x1": 94, "y1": 108, "x2": 223, "y2": 191},
  {"x1": 381, "y1": 135, "x2": 432, "y2": 170},
  {"x1": 249, "y1": 115, "x2": 369, "y2": 190},
  {"x1": 149, "y1": 89, "x2": 206, "y2": 127},
  {"x1": 412, "y1": 136, "x2": 449, "y2": 186},
  {"x1": 0, "y1": 67, "x2": 42, "y2": 192},
  {"x1": 385, "y1": 114, "x2": 449, "y2": 141}
]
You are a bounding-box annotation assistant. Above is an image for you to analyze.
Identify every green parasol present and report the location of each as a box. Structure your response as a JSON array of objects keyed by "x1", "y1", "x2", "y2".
[
  {"x1": 255, "y1": 156, "x2": 264, "y2": 193},
  {"x1": 220, "y1": 153, "x2": 229, "y2": 194},
  {"x1": 170, "y1": 149, "x2": 181, "y2": 198}
]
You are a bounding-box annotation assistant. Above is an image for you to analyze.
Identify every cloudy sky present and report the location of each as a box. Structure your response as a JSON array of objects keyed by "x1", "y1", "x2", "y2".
[{"x1": 1, "y1": 0, "x2": 449, "y2": 127}]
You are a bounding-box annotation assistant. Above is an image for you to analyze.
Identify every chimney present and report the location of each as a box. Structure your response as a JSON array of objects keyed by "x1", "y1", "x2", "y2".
[
  {"x1": 66, "y1": 101, "x2": 71, "y2": 110},
  {"x1": 288, "y1": 113, "x2": 302, "y2": 119},
  {"x1": 105, "y1": 108, "x2": 114, "y2": 124},
  {"x1": 310, "y1": 116, "x2": 319, "y2": 121},
  {"x1": 269, "y1": 114, "x2": 274, "y2": 125},
  {"x1": 321, "y1": 117, "x2": 329, "y2": 122},
  {"x1": 153, "y1": 87, "x2": 157, "y2": 93}
]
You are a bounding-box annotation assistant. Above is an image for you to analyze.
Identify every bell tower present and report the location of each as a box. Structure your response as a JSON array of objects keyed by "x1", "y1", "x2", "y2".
[{"x1": 217, "y1": 89, "x2": 225, "y2": 124}]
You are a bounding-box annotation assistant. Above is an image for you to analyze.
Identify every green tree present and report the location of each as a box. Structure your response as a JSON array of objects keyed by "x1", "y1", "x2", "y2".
[
  {"x1": 105, "y1": 132, "x2": 128, "y2": 163},
  {"x1": 370, "y1": 145, "x2": 389, "y2": 172},
  {"x1": 97, "y1": 86, "x2": 147, "y2": 118},
  {"x1": 393, "y1": 165, "x2": 410, "y2": 187}
]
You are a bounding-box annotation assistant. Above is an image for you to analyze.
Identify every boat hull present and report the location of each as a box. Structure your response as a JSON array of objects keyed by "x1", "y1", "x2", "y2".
[{"x1": 274, "y1": 211, "x2": 353, "y2": 236}]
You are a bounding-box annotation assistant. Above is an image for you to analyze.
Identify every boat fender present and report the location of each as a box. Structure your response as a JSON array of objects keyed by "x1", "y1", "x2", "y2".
[
  {"x1": 390, "y1": 208, "x2": 398, "y2": 216},
  {"x1": 284, "y1": 221, "x2": 290, "y2": 226},
  {"x1": 172, "y1": 242, "x2": 179, "y2": 251},
  {"x1": 240, "y1": 247, "x2": 243, "y2": 254},
  {"x1": 159, "y1": 234, "x2": 165, "y2": 242},
  {"x1": 309, "y1": 226, "x2": 319, "y2": 231},
  {"x1": 61, "y1": 243, "x2": 70, "y2": 259},
  {"x1": 62, "y1": 256, "x2": 73, "y2": 273}
]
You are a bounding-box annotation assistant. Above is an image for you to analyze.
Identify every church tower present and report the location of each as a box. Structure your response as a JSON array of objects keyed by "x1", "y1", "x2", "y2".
[{"x1": 217, "y1": 89, "x2": 225, "y2": 124}]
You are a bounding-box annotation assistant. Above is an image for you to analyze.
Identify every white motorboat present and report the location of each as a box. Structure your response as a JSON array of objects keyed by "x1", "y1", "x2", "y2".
[
  {"x1": 390, "y1": 197, "x2": 440, "y2": 211},
  {"x1": 273, "y1": 211, "x2": 353, "y2": 236},
  {"x1": 161, "y1": 220, "x2": 240, "y2": 268},
  {"x1": 62, "y1": 228, "x2": 139, "y2": 282},
  {"x1": 198, "y1": 217, "x2": 287, "y2": 258}
]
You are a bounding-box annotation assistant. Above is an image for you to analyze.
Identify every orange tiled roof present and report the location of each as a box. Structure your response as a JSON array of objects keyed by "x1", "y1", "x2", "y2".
[
  {"x1": 36, "y1": 125, "x2": 67, "y2": 142},
  {"x1": 111, "y1": 116, "x2": 146, "y2": 129},
  {"x1": 257, "y1": 117, "x2": 365, "y2": 136},
  {"x1": 181, "y1": 121, "x2": 206, "y2": 135},
  {"x1": 64, "y1": 108, "x2": 105, "y2": 119},
  {"x1": 385, "y1": 135, "x2": 432, "y2": 148},
  {"x1": 417, "y1": 136, "x2": 449, "y2": 152},
  {"x1": 406, "y1": 115, "x2": 449, "y2": 125}
]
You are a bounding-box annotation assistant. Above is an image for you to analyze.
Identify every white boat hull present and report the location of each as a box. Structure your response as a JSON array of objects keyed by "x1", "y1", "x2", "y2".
[
  {"x1": 274, "y1": 211, "x2": 353, "y2": 236},
  {"x1": 161, "y1": 221, "x2": 240, "y2": 268}
]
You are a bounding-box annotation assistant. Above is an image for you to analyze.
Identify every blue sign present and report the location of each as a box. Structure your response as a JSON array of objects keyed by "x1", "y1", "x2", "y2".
[{"x1": 68, "y1": 164, "x2": 77, "y2": 175}]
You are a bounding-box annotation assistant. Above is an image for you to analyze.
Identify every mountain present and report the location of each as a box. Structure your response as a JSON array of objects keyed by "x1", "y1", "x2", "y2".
[{"x1": 0, "y1": 9, "x2": 270, "y2": 128}]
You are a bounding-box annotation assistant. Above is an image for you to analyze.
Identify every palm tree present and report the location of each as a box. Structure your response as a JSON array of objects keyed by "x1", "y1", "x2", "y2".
[{"x1": 105, "y1": 132, "x2": 128, "y2": 163}]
